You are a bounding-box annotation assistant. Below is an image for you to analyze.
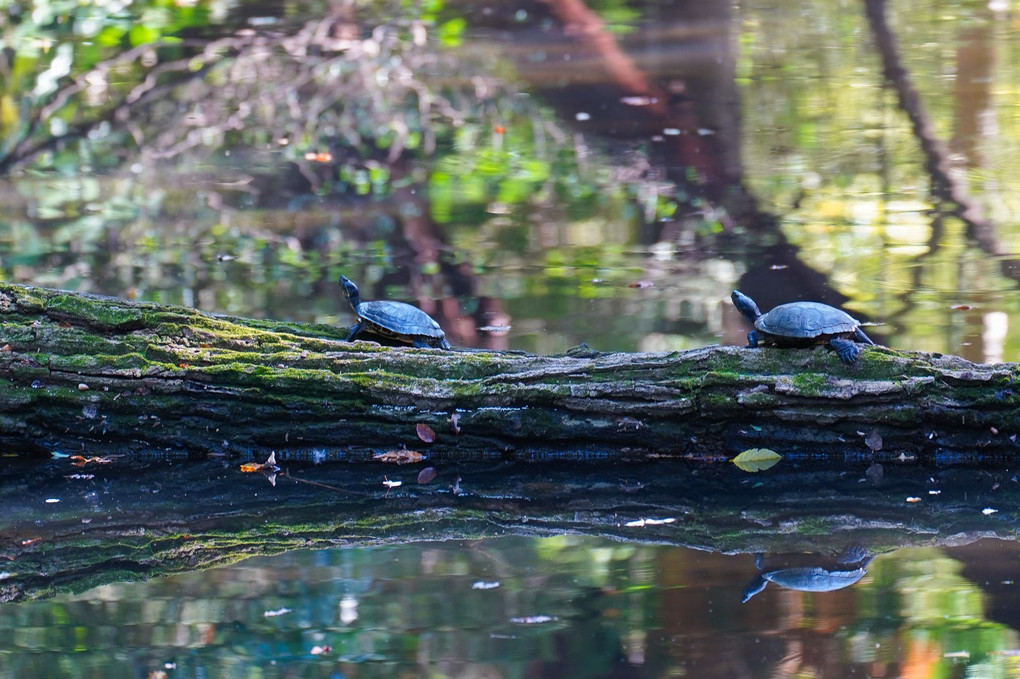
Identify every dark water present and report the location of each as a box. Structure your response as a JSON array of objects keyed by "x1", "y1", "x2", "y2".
[
  {"x1": 3, "y1": 1, "x2": 1020, "y2": 676},
  {"x1": 2, "y1": 537, "x2": 1019, "y2": 678}
]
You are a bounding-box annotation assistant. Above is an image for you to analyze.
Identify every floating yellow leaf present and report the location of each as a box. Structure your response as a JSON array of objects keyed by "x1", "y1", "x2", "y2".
[{"x1": 731, "y1": 448, "x2": 781, "y2": 473}]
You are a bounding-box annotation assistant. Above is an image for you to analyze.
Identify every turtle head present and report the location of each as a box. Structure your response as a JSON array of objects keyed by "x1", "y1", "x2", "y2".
[
  {"x1": 731, "y1": 290, "x2": 762, "y2": 323},
  {"x1": 339, "y1": 275, "x2": 361, "y2": 308}
]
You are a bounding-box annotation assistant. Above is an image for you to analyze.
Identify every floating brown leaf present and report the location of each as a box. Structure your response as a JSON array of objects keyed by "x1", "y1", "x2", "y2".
[
  {"x1": 866, "y1": 462, "x2": 884, "y2": 485},
  {"x1": 416, "y1": 423, "x2": 436, "y2": 443},
  {"x1": 374, "y1": 450, "x2": 425, "y2": 465},
  {"x1": 450, "y1": 413, "x2": 461, "y2": 435},
  {"x1": 417, "y1": 466, "x2": 437, "y2": 484},
  {"x1": 731, "y1": 448, "x2": 782, "y2": 473},
  {"x1": 616, "y1": 416, "x2": 643, "y2": 431},
  {"x1": 69, "y1": 455, "x2": 114, "y2": 467}
]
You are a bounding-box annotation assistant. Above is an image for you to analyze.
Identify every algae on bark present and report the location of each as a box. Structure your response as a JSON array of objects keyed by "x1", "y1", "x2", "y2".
[{"x1": 0, "y1": 282, "x2": 1017, "y2": 461}]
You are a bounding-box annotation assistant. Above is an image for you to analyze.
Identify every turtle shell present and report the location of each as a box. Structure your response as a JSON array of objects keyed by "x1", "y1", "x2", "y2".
[
  {"x1": 755, "y1": 301, "x2": 861, "y2": 339},
  {"x1": 356, "y1": 300, "x2": 446, "y2": 342}
]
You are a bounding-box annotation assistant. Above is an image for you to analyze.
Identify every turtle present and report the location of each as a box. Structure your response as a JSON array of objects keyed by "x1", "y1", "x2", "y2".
[
  {"x1": 741, "y1": 552, "x2": 874, "y2": 602},
  {"x1": 731, "y1": 290, "x2": 875, "y2": 364},
  {"x1": 340, "y1": 275, "x2": 451, "y2": 349}
]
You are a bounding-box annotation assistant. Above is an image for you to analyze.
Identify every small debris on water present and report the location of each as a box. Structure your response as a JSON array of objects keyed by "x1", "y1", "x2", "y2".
[
  {"x1": 472, "y1": 581, "x2": 501, "y2": 590},
  {"x1": 510, "y1": 615, "x2": 556, "y2": 625},
  {"x1": 263, "y1": 607, "x2": 291, "y2": 618},
  {"x1": 906, "y1": 497, "x2": 922, "y2": 503},
  {"x1": 625, "y1": 517, "x2": 676, "y2": 527},
  {"x1": 417, "y1": 467, "x2": 437, "y2": 484},
  {"x1": 983, "y1": 508, "x2": 999, "y2": 515},
  {"x1": 450, "y1": 413, "x2": 461, "y2": 434},
  {"x1": 77, "y1": 383, "x2": 89, "y2": 391},
  {"x1": 620, "y1": 96, "x2": 654, "y2": 106}
]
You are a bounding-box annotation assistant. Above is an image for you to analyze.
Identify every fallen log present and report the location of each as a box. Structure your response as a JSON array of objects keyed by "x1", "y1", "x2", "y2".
[{"x1": 0, "y1": 282, "x2": 1016, "y2": 461}]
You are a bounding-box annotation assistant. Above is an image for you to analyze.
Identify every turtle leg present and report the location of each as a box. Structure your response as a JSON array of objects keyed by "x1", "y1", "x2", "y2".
[
  {"x1": 347, "y1": 322, "x2": 364, "y2": 342},
  {"x1": 855, "y1": 327, "x2": 876, "y2": 345},
  {"x1": 746, "y1": 330, "x2": 761, "y2": 348},
  {"x1": 829, "y1": 338, "x2": 861, "y2": 364},
  {"x1": 741, "y1": 573, "x2": 769, "y2": 603}
]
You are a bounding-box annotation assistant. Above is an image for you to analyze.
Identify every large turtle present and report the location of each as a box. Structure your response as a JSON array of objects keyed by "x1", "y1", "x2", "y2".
[
  {"x1": 340, "y1": 275, "x2": 451, "y2": 349},
  {"x1": 742, "y1": 552, "x2": 874, "y2": 602},
  {"x1": 731, "y1": 290, "x2": 875, "y2": 364}
]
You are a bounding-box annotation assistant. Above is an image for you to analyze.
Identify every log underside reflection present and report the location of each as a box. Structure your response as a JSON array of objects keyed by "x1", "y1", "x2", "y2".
[{"x1": 0, "y1": 457, "x2": 1014, "y2": 602}]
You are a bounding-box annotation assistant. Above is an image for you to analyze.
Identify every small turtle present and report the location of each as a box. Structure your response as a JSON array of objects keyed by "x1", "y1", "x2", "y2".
[
  {"x1": 731, "y1": 290, "x2": 875, "y2": 364},
  {"x1": 742, "y1": 553, "x2": 874, "y2": 602},
  {"x1": 340, "y1": 275, "x2": 451, "y2": 349}
]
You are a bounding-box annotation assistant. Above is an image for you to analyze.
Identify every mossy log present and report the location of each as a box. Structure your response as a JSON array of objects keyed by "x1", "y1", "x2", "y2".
[{"x1": 0, "y1": 282, "x2": 1017, "y2": 461}]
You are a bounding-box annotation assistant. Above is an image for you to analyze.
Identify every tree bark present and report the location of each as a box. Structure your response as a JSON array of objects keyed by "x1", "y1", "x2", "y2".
[{"x1": 0, "y1": 282, "x2": 1017, "y2": 461}]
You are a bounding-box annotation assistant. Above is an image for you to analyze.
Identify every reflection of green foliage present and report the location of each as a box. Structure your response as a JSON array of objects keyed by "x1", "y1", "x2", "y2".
[
  {"x1": 588, "y1": 0, "x2": 642, "y2": 34},
  {"x1": 853, "y1": 548, "x2": 1020, "y2": 675},
  {"x1": 0, "y1": 1, "x2": 211, "y2": 159}
]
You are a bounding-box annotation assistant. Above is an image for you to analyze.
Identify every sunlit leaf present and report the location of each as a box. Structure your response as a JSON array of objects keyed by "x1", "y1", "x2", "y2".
[
  {"x1": 128, "y1": 24, "x2": 160, "y2": 47},
  {"x1": 437, "y1": 18, "x2": 466, "y2": 47},
  {"x1": 731, "y1": 448, "x2": 781, "y2": 473}
]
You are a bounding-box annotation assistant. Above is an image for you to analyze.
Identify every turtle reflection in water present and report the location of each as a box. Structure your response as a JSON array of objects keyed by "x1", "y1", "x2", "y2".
[
  {"x1": 741, "y1": 549, "x2": 875, "y2": 602},
  {"x1": 340, "y1": 275, "x2": 451, "y2": 349},
  {"x1": 731, "y1": 290, "x2": 876, "y2": 364}
]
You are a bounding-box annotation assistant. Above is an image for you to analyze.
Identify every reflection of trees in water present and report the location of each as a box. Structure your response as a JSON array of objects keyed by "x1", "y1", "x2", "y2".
[{"x1": 2, "y1": 1, "x2": 1017, "y2": 355}]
